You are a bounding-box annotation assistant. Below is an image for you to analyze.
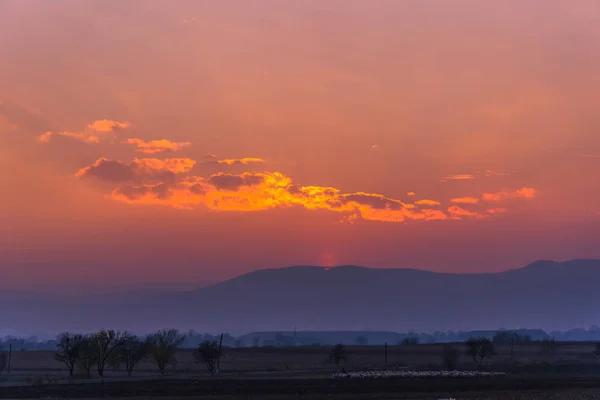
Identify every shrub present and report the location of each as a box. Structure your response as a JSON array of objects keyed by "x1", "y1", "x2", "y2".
[
  {"x1": 329, "y1": 344, "x2": 348, "y2": 365},
  {"x1": 441, "y1": 345, "x2": 460, "y2": 370}
]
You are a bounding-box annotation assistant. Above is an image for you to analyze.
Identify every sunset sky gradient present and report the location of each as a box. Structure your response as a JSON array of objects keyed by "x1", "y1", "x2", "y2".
[{"x1": 1, "y1": 0, "x2": 600, "y2": 293}]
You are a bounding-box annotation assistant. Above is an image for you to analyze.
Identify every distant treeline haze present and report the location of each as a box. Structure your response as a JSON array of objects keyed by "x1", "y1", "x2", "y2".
[{"x1": 3, "y1": 327, "x2": 600, "y2": 351}]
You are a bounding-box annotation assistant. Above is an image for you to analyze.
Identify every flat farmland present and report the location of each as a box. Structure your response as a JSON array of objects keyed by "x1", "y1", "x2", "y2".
[
  {"x1": 5, "y1": 342, "x2": 600, "y2": 378},
  {"x1": 4, "y1": 343, "x2": 600, "y2": 399},
  {"x1": 5, "y1": 375, "x2": 600, "y2": 399}
]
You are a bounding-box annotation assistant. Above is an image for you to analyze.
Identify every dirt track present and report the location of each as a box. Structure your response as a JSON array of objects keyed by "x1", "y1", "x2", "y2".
[{"x1": 4, "y1": 375, "x2": 600, "y2": 399}]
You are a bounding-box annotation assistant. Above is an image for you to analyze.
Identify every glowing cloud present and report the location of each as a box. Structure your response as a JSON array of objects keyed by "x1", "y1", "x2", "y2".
[
  {"x1": 447, "y1": 205, "x2": 483, "y2": 220},
  {"x1": 451, "y1": 197, "x2": 480, "y2": 204},
  {"x1": 483, "y1": 169, "x2": 512, "y2": 177},
  {"x1": 110, "y1": 171, "x2": 449, "y2": 223},
  {"x1": 483, "y1": 187, "x2": 537, "y2": 202},
  {"x1": 125, "y1": 138, "x2": 191, "y2": 154},
  {"x1": 87, "y1": 119, "x2": 131, "y2": 133},
  {"x1": 76, "y1": 157, "x2": 196, "y2": 183},
  {"x1": 37, "y1": 119, "x2": 131, "y2": 144},
  {"x1": 415, "y1": 199, "x2": 441, "y2": 206},
  {"x1": 215, "y1": 158, "x2": 265, "y2": 165},
  {"x1": 444, "y1": 174, "x2": 476, "y2": 181}
]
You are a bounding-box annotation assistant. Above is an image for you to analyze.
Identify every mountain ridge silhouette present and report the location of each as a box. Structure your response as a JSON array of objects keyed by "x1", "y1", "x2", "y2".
[{"x1": 3, "y1": 259, "x2": 599, "y2": 335}]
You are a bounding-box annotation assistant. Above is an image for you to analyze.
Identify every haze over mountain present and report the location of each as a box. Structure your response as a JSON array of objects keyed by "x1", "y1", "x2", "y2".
[{"x1": 2, "y1": 259, "x2": 599, "y2": 336}]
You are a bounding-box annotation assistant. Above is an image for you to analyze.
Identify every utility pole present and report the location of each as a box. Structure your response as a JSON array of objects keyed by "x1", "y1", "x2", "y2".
[
  {"x1": 510, "y1": 337, "x2": 515, "y2": 361},
  {"x1": 384, "y1": 342, "x2": 388, "y2": 365},
  {"x1": 216, "y1": 333, "x2": 224, "y2": 374},
  {"x1": 7, "y1": 344, "x2": 12, "y2": 375}
]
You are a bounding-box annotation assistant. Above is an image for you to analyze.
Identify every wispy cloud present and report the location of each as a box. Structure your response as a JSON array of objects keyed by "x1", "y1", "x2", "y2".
[
  {"x1": 37, "y1": 119, "x2": 131, "y2": 144},
  {"x1": 414, "y1": 199, "x2": 441, "y2": 206},
  {"x1": 450, "y1": 197, "x2": 480, "y2": 204},
  {"x1": 109, "y1": 171, "x2": 450, "y2": 222},
  {"x1": 214, "y1": 158, "x2": 265, "y2": 165},
  {"x1": 125, "y1": 138, "x2": 191, "y2": 154},
  {"x1": 483, "y1": 187, "x2": 537, "y2": 201},
  {"x1": 447, "y1": 205, "x2": 483, "y2": 220},
  {"x1": 76, "y1": 158, "x2": 195, "y2": 183},
  {"x1": 40, "y1": 119, "x2": 537, "y2": 224},
  {"x1": 444, "y1": 174, "x2": 475, "y2": 181}
]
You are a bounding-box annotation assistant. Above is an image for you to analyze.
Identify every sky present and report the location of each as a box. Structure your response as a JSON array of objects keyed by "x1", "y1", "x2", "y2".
[{"x1": 1, "y1": 0, "x2": 600, "y2": 293}]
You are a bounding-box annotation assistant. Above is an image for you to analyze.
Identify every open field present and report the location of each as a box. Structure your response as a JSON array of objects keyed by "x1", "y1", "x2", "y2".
[
  {"x1": 5, "y1": 376, "x2": 600, "y2": 399},
  {"x1": 3, "y1": 342, "x2": 600, "y2": 377},
  {"x1": 3, "y1": 343, "x2": 600, "y2": 398}
]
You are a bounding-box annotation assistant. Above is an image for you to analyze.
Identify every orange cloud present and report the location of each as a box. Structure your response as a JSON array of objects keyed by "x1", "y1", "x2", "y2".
[
  {"x1": 483, "y1": 187, "x2": 537, "y2": 201},
  {"x1": 87, "y1": 119, "x2": 131, "y2": 133},
  {"x1": 70, "y1": 147, "x2": 536, "y2": 223},
  {"x1": 125, "y1": 138, "x2": 191, "y2": 154},
  {"x1": 450, "y1": 197, "x2": 480, "y2": 204},
  {"x1": 407, "y1": 192, "x2": 416, "y2": 197},
  {"x1": 76, "y1": 157, "x2": 195, "y2": 183},
  {"x1": 111, "y1": 171, "x2": 449, "y2": 223},
  {"x1": 447, "y1": 205, "x2": 483, "y2": 220},
  {"x1": 444, "y1": 174, "x2": 475, "y2": 181},
  {"x1": 214, "y1": 158, "x2": 265, "y2": 165},
  {"x1": 483, "y1": 169, "x2": 511, "y2": 177},
  {"x1": 37, "y1": 119, "x2": 131, "y2": 144},
  {"x1": 415, "y1": 199, "x2": 441, "y2": 206}
]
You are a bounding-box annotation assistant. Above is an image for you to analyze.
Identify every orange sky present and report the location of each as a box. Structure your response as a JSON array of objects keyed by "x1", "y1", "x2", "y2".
[{"x1": 1, "y1": 0, "x2": 600, "y2": 292}]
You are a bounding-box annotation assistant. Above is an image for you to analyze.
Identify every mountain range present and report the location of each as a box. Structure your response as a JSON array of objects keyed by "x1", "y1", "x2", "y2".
[{"x1": 2, "y1": 259, "x2": 600, "y2": 336}]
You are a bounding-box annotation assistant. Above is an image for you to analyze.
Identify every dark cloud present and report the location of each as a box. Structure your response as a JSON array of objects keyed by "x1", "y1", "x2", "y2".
[
  {"x1": 208, "y1": 173, "x2": 265, "y2": 191},
  {"x1": 341, "y1": 193, "x2": 403, "y2": 210},
  {"x1": 76, "y1": 158, "x2": 195, "y2": 184}
]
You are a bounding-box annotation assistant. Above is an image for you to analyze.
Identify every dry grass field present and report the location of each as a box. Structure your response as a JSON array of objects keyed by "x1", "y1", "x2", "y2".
[
  {"x1": 4, "y1": 342, "x2": 600, "y2": 378},
  {"x1": 2, "y1": 342, "x2": 600, "y2": 399}
]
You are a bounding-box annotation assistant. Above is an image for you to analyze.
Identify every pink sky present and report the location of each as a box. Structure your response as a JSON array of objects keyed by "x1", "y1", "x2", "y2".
[{"x1": 1, "y1": 0, "x2": 600, "y2": 292}]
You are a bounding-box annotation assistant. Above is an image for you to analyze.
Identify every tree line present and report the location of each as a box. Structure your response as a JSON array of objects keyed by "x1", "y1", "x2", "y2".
[{"x1": 53, "y1": 329, "x2": 222, "y2": 377}]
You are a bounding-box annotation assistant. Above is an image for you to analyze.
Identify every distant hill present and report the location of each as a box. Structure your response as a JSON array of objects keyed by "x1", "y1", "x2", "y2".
[{"x1": 3, "y1": 259, "x2": 600, "y2": 335}]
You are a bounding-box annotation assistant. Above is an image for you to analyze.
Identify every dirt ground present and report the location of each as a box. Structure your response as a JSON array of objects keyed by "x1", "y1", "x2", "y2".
[
  {"x1": 2, "y1": 343, "x2": 600, "y2": 399},
  {"x1": 4, "y1": 342, "x2": 600, "y2": 379},
  {"x1": 4, "y1": 375, "x2": 600, "y2": 399}
]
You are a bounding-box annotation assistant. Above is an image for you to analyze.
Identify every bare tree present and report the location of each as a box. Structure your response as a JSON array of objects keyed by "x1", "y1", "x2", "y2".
[
  {"x1": 329, "y1": 344, "x2": 347, "y2": 366},
  {"x1": 465, "y1": 337, "x2": 495, "y2": 366},
  {"x1": 540, "y1": 337, "x2": 556, "y2": 355},
  {"x1": 77, "y1": 336, "x2": 96, "y2": 378},
  {"x1": 0, "y1": 352, "x2": 7, "y2": 376},
  {"x1": 115, "y1": 336, "x2": 149, "y2": 377},
  {"x1": 401, "y1": 336, "x2": 420, "y2": 345},
  {"x1": 441, "y1": 344, "x2": 460, "y2": 370},
  {"x1": 355, "y1": 336, "x2": 368, "y2": 346},
  {"x1": 90, "y1": 329, "x2": 131, "y2": 377},
  {"x1": 593, "y1": 342, "x2": 600, "y2": 358},
  {"x1": 193, "y1": 340, "x2": 221, "y2": 376},
  {"x1": 54, "y1": 333, "x2": 85, "y2": 377},
  {"x1": 146, "y1": 329, "x2": 185, "y2": 375}
]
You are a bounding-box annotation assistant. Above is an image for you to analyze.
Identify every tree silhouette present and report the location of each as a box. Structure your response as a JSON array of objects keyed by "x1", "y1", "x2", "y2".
[
  {"x1": 540, "y1": 337, "x2": 556, "y2": 355},
  {"x1": 0, "y1": 352, "x2": 6, "y2": 376},
  {"x1": 54, "y1": 333, "x2": 85, "y2": 377},
  {"x1": 329, "y1": 344, "x2": 347, "y2": 366},
  {"x1": 115, "y1": 336, "x2": 149, "y2": 377},
  {"x1": 193, "y1": 340, "x2": 221, "y2": 375},
  {"x1": 90, "y1": 329, "x2": 131, "y2": 377},
  {"x1": 401, "y1": 336, "x2": 420, "y2": 345},
  {"x1": 77, "y1": 336, "x2": 96, "y2": 378},
  {"x1": 146, "y1": 329, "x2": 185, "y2": 375},
  {"x1": 355, "y1": 336, "x2": 368, "y2": 346},
  {"x1": 441, "y1": 344, "x2": 460, "y2": 370},
  {"x1": 465, "y1": 337, "x2": 495, "y2": 366}
]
